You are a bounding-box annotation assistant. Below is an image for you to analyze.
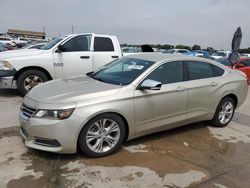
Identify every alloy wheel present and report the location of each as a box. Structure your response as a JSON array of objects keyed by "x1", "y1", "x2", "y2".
[
  {"x1": 24, "y1": 75, "x2": 43, "y2": 91},
  {"x1": 86, "y1": 118, "x2": 121, "y2": 153},
  {"x1": 218, "y1": 101, "x2": 234, "y2": 124}
]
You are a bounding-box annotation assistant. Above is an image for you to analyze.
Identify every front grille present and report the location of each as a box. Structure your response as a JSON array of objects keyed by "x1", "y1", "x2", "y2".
[{"x1": 21, "y1": 104, "x2": 36, "y2": 119}]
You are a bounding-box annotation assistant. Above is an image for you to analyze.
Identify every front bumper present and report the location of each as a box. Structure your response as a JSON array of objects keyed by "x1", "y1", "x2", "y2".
[
  {"x1": 0, "y1": 70, "x2": 17, "y2": 89},
  {"x1": 19, "y1": 105, "x2": 82, "y2": 154}
]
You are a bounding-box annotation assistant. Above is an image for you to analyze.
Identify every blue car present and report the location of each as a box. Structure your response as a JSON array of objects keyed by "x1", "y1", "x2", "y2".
[{"x1": 184, "y1": 50, "x2": 211, "y2": 59}]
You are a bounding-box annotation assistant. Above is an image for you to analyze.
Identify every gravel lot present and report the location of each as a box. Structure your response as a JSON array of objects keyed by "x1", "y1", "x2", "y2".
[{"x1": 0, "y1": 88, "x2": 250, "y2": 188}]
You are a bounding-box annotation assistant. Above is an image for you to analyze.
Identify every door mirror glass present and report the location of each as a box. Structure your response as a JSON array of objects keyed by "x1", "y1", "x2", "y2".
[
  {"x1": 140, "y1": 79, "x2": 162, "y2": 90},
  {"x1": 57, "y1": 44, "x2": 66, "y2": 52}
]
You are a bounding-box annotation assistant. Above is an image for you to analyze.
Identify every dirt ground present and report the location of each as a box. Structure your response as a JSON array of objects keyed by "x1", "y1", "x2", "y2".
[{"x1": 0, "y1": 88, "x2": 250, "y2": 188}]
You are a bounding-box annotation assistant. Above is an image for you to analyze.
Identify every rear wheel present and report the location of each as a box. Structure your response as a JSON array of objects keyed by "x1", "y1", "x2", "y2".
[
  {"x1": 17, "y1": 69, "x2": 48, "y2": 96},
  {"x1": 211, "y1": 97, "x2": 235, "y2": 127},
  {"x1": 78, "y1": 113, "x2": 125, "y2": 157}
]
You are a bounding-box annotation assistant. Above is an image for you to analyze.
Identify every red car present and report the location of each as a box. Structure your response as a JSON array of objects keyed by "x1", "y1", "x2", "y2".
[{"x1": 217, "y1": 57, "x2": 250, "y2": 82}]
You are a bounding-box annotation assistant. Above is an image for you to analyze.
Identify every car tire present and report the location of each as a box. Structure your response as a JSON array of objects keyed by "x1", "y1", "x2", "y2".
[
  {"x1": 17, "y1": 69, "x2": 48, "y2": 96},
  {"x1": 78, "y1": 113, "x2": 125, "y2": 157},
  {"x1": 210, "y1": 97, "x2": 236, "y2": 127}
]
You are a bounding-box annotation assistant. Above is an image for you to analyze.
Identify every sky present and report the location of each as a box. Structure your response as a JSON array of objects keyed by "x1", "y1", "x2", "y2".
[{"x1": 1, "y1": 0, "x2": 250, "y2": 49}]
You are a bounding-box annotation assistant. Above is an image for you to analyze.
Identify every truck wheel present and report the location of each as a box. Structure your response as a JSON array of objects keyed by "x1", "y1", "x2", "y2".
[
  {"x1": 17, "y1": 69, "x2": 48, "y2": 96},
  {"x1": 78, "y1": 113, "x2": 125, "y2": 157},
  {"x1": 210, "y1": 97, "x2": 235, "y2": 127}
]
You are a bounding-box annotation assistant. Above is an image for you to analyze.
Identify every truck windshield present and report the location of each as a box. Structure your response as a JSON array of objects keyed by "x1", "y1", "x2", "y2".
[
  {"x1": 40, "y1": 37, "x2": 64, "y2": 50},
  {"x1": 90, "y1": 57, "x2": 154, "y2": 85}
]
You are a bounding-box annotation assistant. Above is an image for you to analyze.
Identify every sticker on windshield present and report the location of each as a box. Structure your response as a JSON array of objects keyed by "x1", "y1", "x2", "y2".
[{"x1": 127, "y1": 65, "x2": 144, "y2": 70}]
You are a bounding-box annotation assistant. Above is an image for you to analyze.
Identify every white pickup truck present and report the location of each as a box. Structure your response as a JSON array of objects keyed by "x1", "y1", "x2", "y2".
[{"x1": 0, "y1": 33, "x2": 122, "y2": 95}]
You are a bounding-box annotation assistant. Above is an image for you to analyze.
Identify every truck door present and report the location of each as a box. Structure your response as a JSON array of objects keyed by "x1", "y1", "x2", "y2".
[
  {"x1": 92, "y1": 36, "x2": 120, "y2": 70},
  {"x1": 53, "y1": 34, "x2": 93, "y2": 78}
]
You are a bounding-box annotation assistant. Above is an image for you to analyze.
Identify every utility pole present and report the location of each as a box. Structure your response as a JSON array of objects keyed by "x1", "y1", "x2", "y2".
[{"x1": 72, "y1": 25, "x2": 74, "y2": 34}]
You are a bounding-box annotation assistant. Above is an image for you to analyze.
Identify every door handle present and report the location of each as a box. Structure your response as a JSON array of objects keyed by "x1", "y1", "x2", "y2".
[
  {"x1": 210, "y1": 82, "x2": 218, "y2": 87},
  {"x1": 111, "y1": 56, "x2": 119, "y2": 58},
  {"x1": 175, "y1": 86, "x2": 186, "y2": 92},
  {"x1": 80, "y1": 56, "x2": 90, "y2": 59}
]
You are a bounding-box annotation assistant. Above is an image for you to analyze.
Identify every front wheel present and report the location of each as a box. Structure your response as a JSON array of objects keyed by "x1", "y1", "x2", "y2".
[
  {"x1": 210, "y1": 97, "x2": 235, "y2": 127},
  {"x1": 17, "y1": 69, "x2": 48, "y2": 96},
  {"x1": 78, "y1": 113, "x2": 125, "y2": 157}
]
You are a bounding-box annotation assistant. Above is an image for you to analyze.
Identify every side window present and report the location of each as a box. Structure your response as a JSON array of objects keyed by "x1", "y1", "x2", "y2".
[
  {"x1": 146, "y1": 61, "x2": 183, "y2": 84},
  {"x1": 94, "y1": 37, "x2": 114, "y2": 52},
  {"x1": 187, "y1": 61, "x2": 213, "y2": 80},
  {"x1": 62, "y1": 35, "x2": 91, "y2": 52},
  {"x1": 210, "y1": 64, "x2": 225, "y2": 77}
]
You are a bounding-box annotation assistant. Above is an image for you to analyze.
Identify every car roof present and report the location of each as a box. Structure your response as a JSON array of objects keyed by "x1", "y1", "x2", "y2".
[{"x1": 125, "y1": 53, "x2": 203, "y2": 62}]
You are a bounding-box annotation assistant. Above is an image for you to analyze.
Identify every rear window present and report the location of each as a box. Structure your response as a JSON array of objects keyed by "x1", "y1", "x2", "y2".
[{"x1": 94, "y1": 37, "x2": 114, "y2": 52}]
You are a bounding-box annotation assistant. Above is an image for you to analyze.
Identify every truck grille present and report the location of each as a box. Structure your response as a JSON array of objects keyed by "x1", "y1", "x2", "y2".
[{"x1": 20, "y1": 104, "x2": 36, "y2": 119}]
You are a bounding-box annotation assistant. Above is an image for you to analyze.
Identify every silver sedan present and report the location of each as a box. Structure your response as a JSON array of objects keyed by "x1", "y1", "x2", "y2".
[{"x1": 19, "y1": 53, "x2": 248, "y2": 157}]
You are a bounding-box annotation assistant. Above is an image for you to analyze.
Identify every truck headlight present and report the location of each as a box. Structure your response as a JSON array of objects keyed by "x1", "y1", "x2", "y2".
[
  {"x1": 34, "y1": 108, "x2": 74, "y2": 120},
  {"x1": 0, "y1": 61, "x2": 14, "y2": 71}
]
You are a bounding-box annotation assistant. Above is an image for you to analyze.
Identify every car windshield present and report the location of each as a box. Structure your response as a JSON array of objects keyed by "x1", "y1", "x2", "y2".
[
  {"x1": 90, "y1": 57, "x2": 155, "y2": 85},
  {"x1": 40, "y1": 37, "x2": 64, "y2": 50}
]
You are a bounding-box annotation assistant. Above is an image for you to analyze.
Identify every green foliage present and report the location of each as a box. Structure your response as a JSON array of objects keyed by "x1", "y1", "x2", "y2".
[
  {"x1": 175, "y1": 45, "x2": 191, "y2": 50},
  {"x1": 192, "y1": 44, "x2": 201, "y2": 51},
  {"x1": 239, "y1": 47, "x2": 250, "y2": 53}
]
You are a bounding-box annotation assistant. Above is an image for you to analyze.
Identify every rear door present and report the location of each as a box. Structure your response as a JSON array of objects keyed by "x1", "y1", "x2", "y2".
[
  {"x1": 184, "y1": 61, "x2": 221, "y2": 120},
  {"x1": 53, "y1": 34, "x2": 93, "y2": 78},
  {"x1": 92, "y1": 36, "x2": 120, "y2": 70},
  {"x1": 134, "y1": 61, "x2": 187, "y2": 135}
]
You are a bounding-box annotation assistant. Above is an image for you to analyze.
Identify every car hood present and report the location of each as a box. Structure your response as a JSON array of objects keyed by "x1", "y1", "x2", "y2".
[
  {"x1": 0, "y1": 49, "x2": 45, "y2": 60},
  {"x1": 26, "y1": 76, "x2": 121, "y2": 104}
]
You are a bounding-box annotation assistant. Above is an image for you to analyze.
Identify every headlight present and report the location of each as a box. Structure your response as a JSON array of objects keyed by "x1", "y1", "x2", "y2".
[
  {"x1": 0, "y1": 61, "x2": 14, "y2": 71},
  {"x1": 34, "y1": 108, "x2": 74, "y2": 120}
]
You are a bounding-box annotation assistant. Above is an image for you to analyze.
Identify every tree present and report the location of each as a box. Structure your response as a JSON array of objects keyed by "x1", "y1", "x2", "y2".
[
  {"x1": 175, "y1": 45, "x2": 191, "y2": 50},
  {"x1": 192, "y1": 44, "x2": 201, "y2": 51}
]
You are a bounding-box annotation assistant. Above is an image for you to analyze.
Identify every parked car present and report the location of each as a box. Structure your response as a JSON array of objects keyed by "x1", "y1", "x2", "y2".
[
  {"x1": 0, "y1": 42, "x2": 15, "y2": 52},
  {"x1": 211, "y1": 50, "x2": 231, "y2": 59},
  {"x1": 164, "y1": 49, "x2": 190, "y2": 54},
  {"x1": 216, "y1": 57, "x2": 250, "y2": 82},
  {"x1": 22, "y1": 43, "x2": 48, "y2": 50},
  {"x1": 0, "y1": 33, "x2": 122, "y2": 95},
  {"x1": 19, "y1": 53, "x2": 248, "y2": 157},
  {"x1": 184, "y1": 50, "x2": 211, "y2": 59},
  {"x1": 0, "y1": 42, "x2": 8, "y2": 52},
  {"x1": 0, "y1": 36, "x2": 16, "y2": 47}
]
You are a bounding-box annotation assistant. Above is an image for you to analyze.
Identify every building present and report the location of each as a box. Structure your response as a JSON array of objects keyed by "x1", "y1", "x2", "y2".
[{"x1": 7, "y1": 29, "x2": 46, "y2": 39}]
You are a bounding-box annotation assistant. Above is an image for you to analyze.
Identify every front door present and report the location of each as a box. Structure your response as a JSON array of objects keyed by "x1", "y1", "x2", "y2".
[
  {"x1": 134, "y1": 61, "x2": 187, "y2": 135},
  {"x1": 53, "y1": 34, "x2": 93, "y2": 78}
]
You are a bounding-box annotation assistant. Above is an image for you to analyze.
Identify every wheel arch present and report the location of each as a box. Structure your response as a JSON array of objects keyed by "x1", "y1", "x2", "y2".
[
  {"x1": 77, "y1": 111, "x2": 130, "y2": 148},
  {"x1": 222, "y1": 93, "x2": 238, "y2": 107},
  {"x1": 14, "y1": 66, "x2": 53, "y2": 81}
]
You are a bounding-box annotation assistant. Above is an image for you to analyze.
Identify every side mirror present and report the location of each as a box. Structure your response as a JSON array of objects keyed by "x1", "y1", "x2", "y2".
[
  {"x1": 56, "y1": 44, "x2": 66, "y2": 53},
  {"x1": 139, "y1": 79, "x2": 162, "y2": 90}
]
